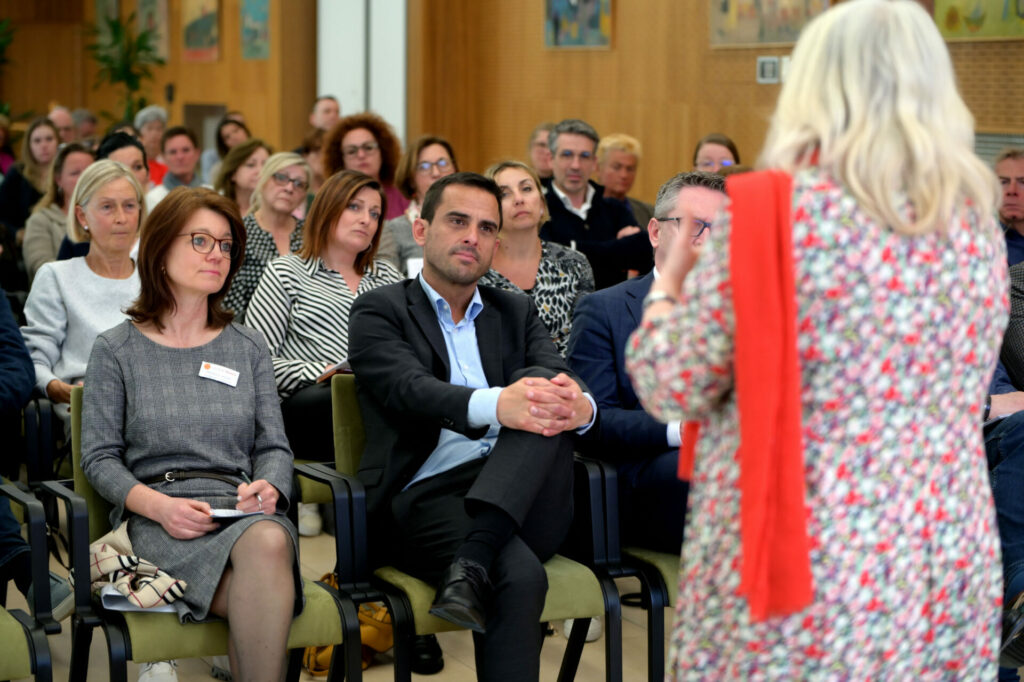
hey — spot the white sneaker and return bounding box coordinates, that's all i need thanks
[138,660,178,682]
[563,617,602,642]
[298,503,322,537]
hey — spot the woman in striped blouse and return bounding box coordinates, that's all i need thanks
[244,170,402,534]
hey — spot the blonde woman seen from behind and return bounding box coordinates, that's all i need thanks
[626,1,1005,678]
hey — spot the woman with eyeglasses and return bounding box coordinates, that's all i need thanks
[480,160,594,357]
[244,170,401,535]
[21,160,144,424]
[377,135,458,276]
[628,1,1006,678]
[692,132,740,174]
[222,152,310,319]
[323,112,409,221]
[80,187,302,682]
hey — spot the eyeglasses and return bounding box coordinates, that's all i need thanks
[696,159,734,170]
[181,232,235,258]
[342,141,380,158]
[656,217,712,242]
[271,172,309,192]
[416,158,452,173]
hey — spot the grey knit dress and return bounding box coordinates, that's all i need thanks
[81,321,301,623]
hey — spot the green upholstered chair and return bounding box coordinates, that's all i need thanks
[320,372,624,682]
[0,483,57,682]
[567,457,679,681]
[44,386,362,682]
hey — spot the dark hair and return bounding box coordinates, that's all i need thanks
[97,132,148,169]
[322,112,402,185]
[653,171,726,219]
[161,125,199,152]
[395,135,459,201]
[548,119,599,152]
[126,187,247,331]
[421,172,503,231]
[214,138,272,203]
[300,127,325,155]
[35,142,94,211]
[299,170,387,273]
[311,95,338,111]
[105,120,139,138]
[215,118,251,158]
[692,133,740,165]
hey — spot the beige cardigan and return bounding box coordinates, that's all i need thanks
[23,204,68,283]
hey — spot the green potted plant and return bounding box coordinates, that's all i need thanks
[0,18,15,117]
[86,12,165,122]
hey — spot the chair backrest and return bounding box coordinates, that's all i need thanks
[330,373,365,475]
[70,386,114,542]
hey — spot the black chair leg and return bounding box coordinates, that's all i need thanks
[599,577,623,682]
[378,586,415,682]
[636,568,669,681]
[102,622,130,682]
[68,615,95,682]
[557,618,591,682]
[285,647,303,681]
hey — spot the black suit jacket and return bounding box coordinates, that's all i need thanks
[348,279,586,545]
[566,272,672,464]
[540,178,653,290]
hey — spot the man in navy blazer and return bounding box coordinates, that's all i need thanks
[567,171,726,553]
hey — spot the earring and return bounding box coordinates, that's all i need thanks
[82,224,89,231]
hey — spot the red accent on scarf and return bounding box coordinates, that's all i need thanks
[676,169,813,622]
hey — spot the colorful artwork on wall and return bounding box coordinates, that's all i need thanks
[710,0,830,47]
[545,0,612,48]
[241,0,270,60]
[935,0,1024,40]
[137,0,169,61]
[183,0,219,62]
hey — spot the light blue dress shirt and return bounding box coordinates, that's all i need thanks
[406,274,595,488]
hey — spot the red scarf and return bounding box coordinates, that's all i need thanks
[676,169,813,622]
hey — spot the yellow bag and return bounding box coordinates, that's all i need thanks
[303,573,394,676]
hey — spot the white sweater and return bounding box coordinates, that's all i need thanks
[21,257,140,395]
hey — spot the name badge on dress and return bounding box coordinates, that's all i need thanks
[198,361,239,387]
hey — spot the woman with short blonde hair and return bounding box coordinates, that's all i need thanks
[223,152,310,318]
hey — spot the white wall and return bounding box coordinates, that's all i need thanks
[316,0,407,143]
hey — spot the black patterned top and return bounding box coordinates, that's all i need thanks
[224,213,304,320]
[480,240,595,356]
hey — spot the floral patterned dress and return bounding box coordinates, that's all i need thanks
[625,167,1008,679]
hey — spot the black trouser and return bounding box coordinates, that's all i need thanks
[281,381,334,463]
[391,425,574,682]
[617,448,689,554]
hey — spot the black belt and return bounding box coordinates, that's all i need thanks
[142,471,243,486]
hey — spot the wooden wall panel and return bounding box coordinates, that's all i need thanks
[407,2,1024,202]
[0,0,314,152]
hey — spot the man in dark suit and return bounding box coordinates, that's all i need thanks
[540,118,653,290]
[566,171,725,553]
[348,172,596,681]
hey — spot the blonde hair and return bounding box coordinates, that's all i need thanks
[758,0,998,235]
[67,159,147,243]
[249,152,311,215]
[484,160,550,226]
[597,133,642,165]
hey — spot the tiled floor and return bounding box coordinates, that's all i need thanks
[7,530,674,681]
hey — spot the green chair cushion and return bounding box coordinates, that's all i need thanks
[374,554,605,636]
[294,458,333,505]
[121,579,342,662]
[0,608,33,680]
[622,546,680,605]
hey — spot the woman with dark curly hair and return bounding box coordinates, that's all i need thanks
[323,112,409,220]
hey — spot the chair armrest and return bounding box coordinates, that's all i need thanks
[294,462,372,594]
[37,480,100,628]
[0,483,61,633]
[23,397,55,485]
[564,455,622,568]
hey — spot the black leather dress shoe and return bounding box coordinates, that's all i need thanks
[411,634,444,675]
[428,557,492,633]
[1001,591,1024,668]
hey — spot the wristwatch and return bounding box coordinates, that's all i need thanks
[642,290,678,311]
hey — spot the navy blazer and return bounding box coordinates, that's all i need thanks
[567,271,672,463]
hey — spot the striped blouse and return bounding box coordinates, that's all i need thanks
[244,253,403,398]
[223,214,305,319]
